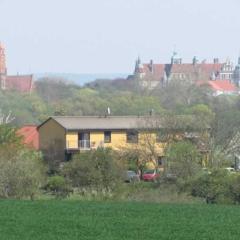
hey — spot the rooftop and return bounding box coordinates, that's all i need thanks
[39,116,163,130]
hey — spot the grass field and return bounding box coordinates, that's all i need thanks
[0,200,240,240]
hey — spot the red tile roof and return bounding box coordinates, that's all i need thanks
[6,75,33,93]
[170,63,223,81]
[207,80,237,92]
[17,125,39,150]
[139,62,223,82]
[142,64,166,81]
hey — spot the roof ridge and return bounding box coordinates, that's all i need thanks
[52,115,153,118]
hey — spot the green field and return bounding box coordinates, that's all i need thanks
[0,200,240,240]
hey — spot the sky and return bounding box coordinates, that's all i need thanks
[0,0,240,74]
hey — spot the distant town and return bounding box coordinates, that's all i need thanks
[0,42,240,96]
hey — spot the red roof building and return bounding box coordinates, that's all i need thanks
[131,54,235,89]
[0,43,33,93]
[6,75,34,93]
[17,125,39,150]
[199,80,238,96]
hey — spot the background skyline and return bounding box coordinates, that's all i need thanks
[0,0,240,75]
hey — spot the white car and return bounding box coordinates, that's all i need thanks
[224,167,235,173]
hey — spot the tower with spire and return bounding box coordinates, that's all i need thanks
[134,56,145,79]
[0,42,7,89]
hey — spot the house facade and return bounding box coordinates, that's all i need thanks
[38,116,166,167]
[0,42,34,93]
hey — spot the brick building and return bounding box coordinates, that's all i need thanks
[130,52,235,90]
[0,43,34,93]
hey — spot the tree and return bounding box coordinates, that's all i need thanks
[190,169,232,204]
[0,124,45,199]
[166,141,202,179]
[0,146,45,199]
[157,80,212,110]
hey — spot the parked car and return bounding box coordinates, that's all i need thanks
[124,170,140,183]
[224,167,235,173]
[142,169,161,182]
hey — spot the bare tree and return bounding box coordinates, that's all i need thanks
[0,109,15,124]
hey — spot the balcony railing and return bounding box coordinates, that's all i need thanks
[79,140,90,149]
[66,140,104,150]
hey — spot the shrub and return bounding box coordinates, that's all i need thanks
[62,148,124,191]
[229,174,240,204]
[45,176,72,199]
[189,169,232,204]
[0,147,45,200]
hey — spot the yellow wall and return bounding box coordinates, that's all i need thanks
[90,132,104,148]
[66,132,78,149]
[38,118,66,161]
[39,121,165,163]
[106,131,127,149]
[65,130,164,155]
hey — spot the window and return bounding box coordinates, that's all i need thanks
[126,131,138,143]
[104,131,111,143]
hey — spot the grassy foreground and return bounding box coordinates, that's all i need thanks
[0,200,240,240]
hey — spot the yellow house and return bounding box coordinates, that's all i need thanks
[38,116,165,168]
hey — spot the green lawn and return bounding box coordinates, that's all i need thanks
[0,200,240,239]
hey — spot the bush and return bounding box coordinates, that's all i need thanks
[229,174,240,204]
[62,148,124,191]
[0,147,45,200]
[45,176,72,199]
[189,169,232,204]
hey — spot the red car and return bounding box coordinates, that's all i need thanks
[142,169,161,182]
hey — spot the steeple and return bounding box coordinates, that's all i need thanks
[0,42,7,89]
[0,42,7,74]
[134,56,143,74]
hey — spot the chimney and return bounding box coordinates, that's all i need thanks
[213,58,219,64]
[192,56,198,65]
[149,59,154,73]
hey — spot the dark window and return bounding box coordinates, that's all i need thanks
[104,131,111,143]
[126,131,138,143]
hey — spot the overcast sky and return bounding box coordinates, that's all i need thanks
[0,0,240,74]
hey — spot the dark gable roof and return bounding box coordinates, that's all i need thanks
[39,116,163,131]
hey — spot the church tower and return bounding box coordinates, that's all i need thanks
[0,43,7,89]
